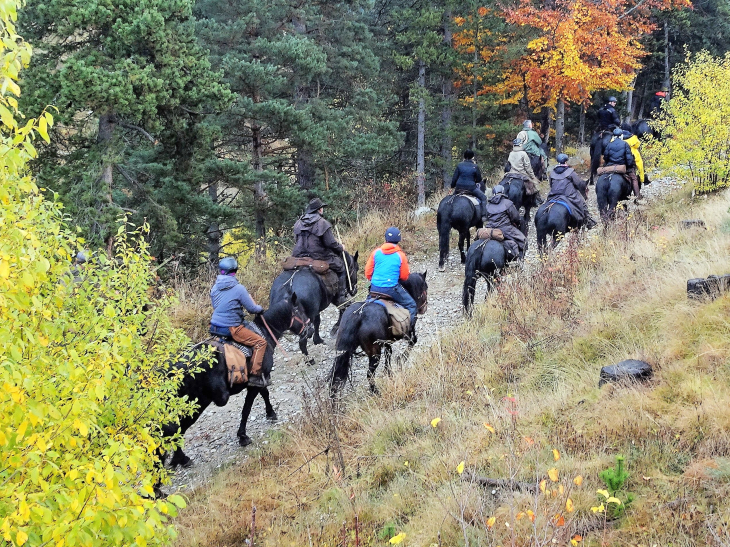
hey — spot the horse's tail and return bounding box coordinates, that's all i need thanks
[463,241,483,313]
[535,204,550,253]
[595,174,611,222]
[331,305,362,391]
[437,204,451,268]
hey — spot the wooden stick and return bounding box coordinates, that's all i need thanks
[334,225,353,295]
[251,505,256,546]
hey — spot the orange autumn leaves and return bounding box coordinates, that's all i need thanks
[454,0,690,109]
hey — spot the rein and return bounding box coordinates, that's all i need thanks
[260,314,291,359]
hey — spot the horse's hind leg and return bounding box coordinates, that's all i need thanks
[382,344,393,376]
[367,353,382,394]
[459,230,469,264]
[260,387,277,421]
[237,388,260,447]
[330,308,344,337]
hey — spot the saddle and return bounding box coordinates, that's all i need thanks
[282,255,339,299]
[453,189,481,208]
[366,292,411,338]
[209,320,263,386]
[475,227,504,241]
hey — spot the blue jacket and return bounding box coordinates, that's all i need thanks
[603,137,635,169]
[210,275,263,328]
[366,243,410,289]
[451,160,483,190]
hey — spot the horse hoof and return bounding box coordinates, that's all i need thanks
[266,410,278,422]
[238,435,253,447]
[313,336,324,345]
[304,356,315,367]
[438,264,446,272]
[170,454,192,468]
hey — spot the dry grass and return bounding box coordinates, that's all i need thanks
[173,184,730,547]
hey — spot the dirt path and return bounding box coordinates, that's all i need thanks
[167,169,683,494]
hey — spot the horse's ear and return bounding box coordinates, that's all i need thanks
[353,250,359,262]
[422,270,427,280]
[291,292,298,305]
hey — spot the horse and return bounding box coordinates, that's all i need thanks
[160,294,310,468]
[596,172,634,222]
[535,201,580,253]
[269,251,359,364]
[631,119,658,140]
[437,193,483,271]
[499,174,538,240]
[462,239,515,313]
[330,272,428,394]
[589,131,612,185]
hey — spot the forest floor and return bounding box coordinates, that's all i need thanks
[167,165,684,495]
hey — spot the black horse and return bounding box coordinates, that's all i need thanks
[161,294,310,468]
[589,131,612,185]
[596,172,634,222]
[462,239,513,312]
[535,201,581,252]
[437,193,483,271]
[500,175,538,239]
[331,273,428,394]
[269,251,359,364]
[631,119,658,140]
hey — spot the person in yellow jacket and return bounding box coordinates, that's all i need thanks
[621,129,644,199]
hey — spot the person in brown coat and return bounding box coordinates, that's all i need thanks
[485,185,526,260]
[292,198,348,301]
[547,154,597,229]
[507,138,541,198]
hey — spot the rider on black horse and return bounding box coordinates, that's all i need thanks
[604,127,641,200]
[516,120,548,181]
[293,197,350,304]
[485,185,526,260]
[597,96,621,132]
[548,153,597,230]
[451,149,487,224]
[507,137,543,203]
[364,227,418,333]
[209,257,268,388]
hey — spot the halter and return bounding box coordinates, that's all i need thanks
[416,289,428,315]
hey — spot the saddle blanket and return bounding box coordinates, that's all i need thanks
[455,193,480,208]
[548,199,573,217]
[366,295,411,338]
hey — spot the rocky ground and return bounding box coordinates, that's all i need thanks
[167,169,684,495]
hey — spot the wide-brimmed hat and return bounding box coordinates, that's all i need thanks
[306,198,327,213]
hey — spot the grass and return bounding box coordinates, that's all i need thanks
[172,181,730,547]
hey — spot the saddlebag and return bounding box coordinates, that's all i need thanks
[476,228,505,241]
[597,164,627,175]
[282,255,330,274]
[367,294,411,338]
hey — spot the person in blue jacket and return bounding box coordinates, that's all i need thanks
[209,257,268,387]
[451,150,487,223]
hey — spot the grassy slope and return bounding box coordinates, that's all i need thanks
[174,185,730,547]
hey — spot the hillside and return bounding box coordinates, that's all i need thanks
[171,176,730,547]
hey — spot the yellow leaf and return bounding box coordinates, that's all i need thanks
[431,417,441,428]
[74,419,88,437]
[539,479,547,493]
[516,512,525,520]
[483,423,495,433]
[573,475,583,486]
[548,468,559,482]
[0,260,8,278]
[486,516,496,529]
[16,531,28,546]
[606,497,622,505]
[596,489,609,498]
[566,498,574,512]
[526,510,535,522]
[390,532,406,544]
[457,461,465,474]
[553,449,560,461]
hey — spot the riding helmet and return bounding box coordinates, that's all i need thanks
[556,153,569,164]
[608,96,618,103]
[493,184,505,195]
[385,226,401,244]
[613,127,624,136]
[219,256,238,274]
[512,137,524,147]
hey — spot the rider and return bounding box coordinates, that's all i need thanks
[548,154,597,230]
[649,88,667,117]
[293,197,348,303]
[451,149,487,224]
[485,185,526,260]
[364,227,418,333]
[597,97,621,131]
[516,120,548,180]
[603,127,640,199]
[621,126,646,189]
[507,137,542,200]
[209,257,268,388]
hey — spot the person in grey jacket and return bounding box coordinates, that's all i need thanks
[210,257,268,387]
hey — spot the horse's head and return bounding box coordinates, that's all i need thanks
[288,292,312,337]
[268,292,312,337]
[404,271,428,315]
[344,250,360,296]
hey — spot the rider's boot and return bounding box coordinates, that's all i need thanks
[586,215,598,230]
[631,176,643,200]
[335,271,349,305]
[534,191,545,206]
[247,375,268,388]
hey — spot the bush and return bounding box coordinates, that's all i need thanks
[654,50,730,193]
[0,3,194,545]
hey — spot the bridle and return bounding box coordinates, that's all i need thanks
[259,302,311,358]
[416,288,428,315]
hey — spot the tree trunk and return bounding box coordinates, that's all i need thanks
[555,98,565,155]
[578,103,586,146]
[471,42,478,150]
[296,149,316,190]
[292,12,316,192]
[625,84,634,124]
[207,183,221,267]
[663,22,671,96]
[416,61,426,208]
[252,123,266,260]
[441,9,454,190]
[97,111,116,205]
[540,106,553,152]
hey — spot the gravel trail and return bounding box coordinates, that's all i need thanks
[167,168,684,494]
